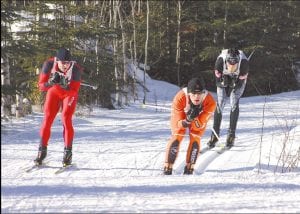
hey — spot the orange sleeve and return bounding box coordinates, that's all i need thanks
[194,93,216,129]
[170,90,187,131]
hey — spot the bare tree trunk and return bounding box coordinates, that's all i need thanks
[16,94,23,118]
[1,56,12,119]
[176,0,182,86]
[223,0,228,47]
[143,0,149,104]
[166,1,172,67]
[83,0,89,64]
[130,0,138,102]
[112,0,121,106]
[117,3,128,105]
[138,0,141,14]
[35,0,40,41]
[210,3,218,45]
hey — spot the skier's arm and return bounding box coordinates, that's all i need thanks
[215,57,226,87]
[239,59,249,79]
[38,60,54,91]
[193,93,216,130]
[65,63,82,96]
[234,59,249,89]
[170,91,190,129]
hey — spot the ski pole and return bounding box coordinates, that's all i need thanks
[142,103,171,111]
[211,127,220,141]
[80,82,98,90]
[247,29,268,61]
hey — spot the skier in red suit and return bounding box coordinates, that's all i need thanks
[34,48,83,166]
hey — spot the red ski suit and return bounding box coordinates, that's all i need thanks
[38,57,82,148]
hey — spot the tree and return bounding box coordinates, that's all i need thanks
[143,0,149,104]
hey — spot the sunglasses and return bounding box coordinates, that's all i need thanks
[226,57,239,65]
[190,90,206,95]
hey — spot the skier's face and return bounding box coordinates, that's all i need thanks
[227,62,238,73]
[57,61,71,72]
[189,92,205,105]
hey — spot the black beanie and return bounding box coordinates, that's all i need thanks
[187,77,205,93]
[56,48,71,61]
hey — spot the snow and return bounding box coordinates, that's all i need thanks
[1,70,300,212]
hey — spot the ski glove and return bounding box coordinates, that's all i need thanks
[182,120,191,128]
[59,75,69,90]
[47,72,69,89]
[186,104,201,122]
[47,72,61,86]
[216,75,228,88]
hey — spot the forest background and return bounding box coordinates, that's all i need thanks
[1,0,300,114]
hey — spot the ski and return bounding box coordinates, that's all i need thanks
[54,164,76,174]
[193,143,232,175]
[216,144,233,154]
[172,146,212,175]
[24,161,49,173]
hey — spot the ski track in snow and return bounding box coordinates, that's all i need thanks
[1,91,300,213]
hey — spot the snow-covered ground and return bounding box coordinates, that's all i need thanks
[1,75,300,212]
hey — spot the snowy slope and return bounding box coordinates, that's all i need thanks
[1,78,300,213]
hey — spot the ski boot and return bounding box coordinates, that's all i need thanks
[62,147,72,167]
[207,134,218,149]
[34,145,47,165]
[183,165,194,175]
[163,166,173,175]
[226,133,235,149]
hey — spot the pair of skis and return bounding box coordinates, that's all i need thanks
[24,162,75,174]
[171,143,231,175]
[200,143,230,155]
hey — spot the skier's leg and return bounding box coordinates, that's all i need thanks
[184,132,201,174]
[227,82,246,147]
[61,94,77,166]
[164,130,185,175]
[61,94,78,148]
[34,145,47,165]
[39,89,61,146]
[36,89,60,164]
[164,104,188,174]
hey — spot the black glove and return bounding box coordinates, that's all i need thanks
[48,72,61,86]
[216,75,228,88]
[59,75,69,89]
[186,104,201,122]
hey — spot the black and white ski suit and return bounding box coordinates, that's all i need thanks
[212,49,249,138]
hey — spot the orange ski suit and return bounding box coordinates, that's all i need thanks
[164,88,216,169]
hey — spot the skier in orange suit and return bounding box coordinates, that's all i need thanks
[164,77,216,175]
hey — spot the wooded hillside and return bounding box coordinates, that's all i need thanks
[1,0,299,112]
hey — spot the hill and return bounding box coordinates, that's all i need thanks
[1,80,299,212]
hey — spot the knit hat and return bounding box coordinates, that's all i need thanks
[56,48,71,61]
[187,77,205,93]
[226,48,240,65]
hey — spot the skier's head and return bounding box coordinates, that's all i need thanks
[56,48,71,61]
[226,48,240,73]
[226,48,240,65]
[187,77,206,106]
[56,48,72,72]
[187,77,205,93]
